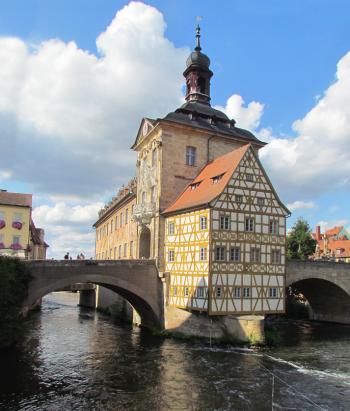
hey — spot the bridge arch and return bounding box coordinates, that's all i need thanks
[286,260,350,324]
[23,260,163,329]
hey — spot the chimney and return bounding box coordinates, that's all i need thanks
[316,225,321,241]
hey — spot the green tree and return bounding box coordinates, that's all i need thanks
[0,257,32,349]
[287,218,317,260]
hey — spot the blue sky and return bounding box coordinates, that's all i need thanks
[0,1,350,257]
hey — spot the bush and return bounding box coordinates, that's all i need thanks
[0,257,32,349]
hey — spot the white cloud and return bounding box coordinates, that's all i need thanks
[32,202,103,258]
[260,51,350,201]
[215,94,264,131]
[0,1,188,198]
[316,219,348,233]
[287,200,316,211]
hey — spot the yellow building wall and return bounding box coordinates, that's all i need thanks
[95,197,137,260]
[0,205,31,258]
[165,209,210,311]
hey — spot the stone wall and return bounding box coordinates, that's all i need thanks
[164,306,264,343]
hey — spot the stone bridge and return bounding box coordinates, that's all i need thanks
[286,260,350,324]
[23,259,163,329]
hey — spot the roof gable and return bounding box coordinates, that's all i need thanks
[131,118,156,149]
[163,145,250,214]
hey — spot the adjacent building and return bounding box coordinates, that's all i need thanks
[0,190,48,259]
[313,225,350,262]
[94,27,289,326]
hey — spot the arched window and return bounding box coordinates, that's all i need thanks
[197,77,206,94]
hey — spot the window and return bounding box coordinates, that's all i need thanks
[243,287,250,298]
[106,223,109,235]
[220,215,230,230]
[120,212,123,227]
[216,287,222,298]
[13,212,22,222]
[245,218,254,232]
[111,220,114,232]
[269,288,278,298]
[173,286,177,296]
[190,182,201,190]
[269,220,278,234]
[251,248,261,263]
[200,216,207,230]
[142,192,146,204]
[257,197,264,206]
[115,216,118,230]
[184,287,189,297]
[131,204,135,216]
[230,247,240,262]
[234,287,241,298]
[186,146,196,166]
[212,173,224,184]
[0,211,4,220]
[168,222,175,235]
[130,241,134,258]
[152,148,157,167]
[215,246,226,261]
[118,245,122,258]
[125,209,128,224]
[196,287,204,298]
[200,247,207,261]
[124,243,127,257]
[198,77,206,93]
[0,234,3,244]
[271,249,281,264]
[168,250,175,262]
[110,249,112,258]
[235,195,243,204]
[114,247,117,259]
[13,236,20,245]
[246,173,254,182]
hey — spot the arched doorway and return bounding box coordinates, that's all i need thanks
[139,226,151,259]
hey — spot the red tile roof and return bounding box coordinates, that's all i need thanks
[0,191,32,208]
[325,226,342,237]
[163,144,250,214]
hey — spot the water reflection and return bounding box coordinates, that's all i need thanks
[0,293,350,411]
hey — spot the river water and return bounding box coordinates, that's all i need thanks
[0,293,349,411]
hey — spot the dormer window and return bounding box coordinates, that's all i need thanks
[212,173,224,184]
[190,181,201,190]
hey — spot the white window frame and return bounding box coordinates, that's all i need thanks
[246,173,254,182]
[245,218,254,232]
[235,195,243,204]
[186,146,196,166]
[269,287,278,298]
[216,287,222,298]
[215,246,226,261]
[234,287,241,298]
[220,215,230,230]
[257,197,264,206]
[184,287,189,297]
[230,247,240,262]
[271,249,281,264]
[200,216,207,230]
[168,250,175,262]
[200,247,207,261]
[269,219,278,234]
[168,222,175,235]
[250,248,261,263]
[243,287,250,298]
[196,287,204,298]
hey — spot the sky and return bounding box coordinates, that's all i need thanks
[1,0,350,258]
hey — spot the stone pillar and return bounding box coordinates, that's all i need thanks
[79,289,96,308]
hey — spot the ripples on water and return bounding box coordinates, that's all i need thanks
[0,292,350,411]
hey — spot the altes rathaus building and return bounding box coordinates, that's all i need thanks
[94,27,289,336]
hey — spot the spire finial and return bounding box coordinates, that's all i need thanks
[195,24,201,51]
